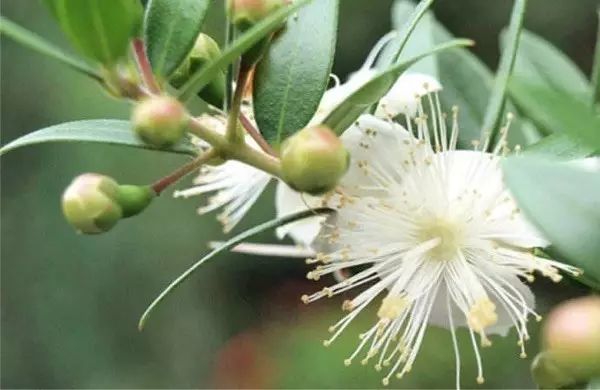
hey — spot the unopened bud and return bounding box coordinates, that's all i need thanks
[62,174,122,234]
[227,0,289,70]
[531,352,576,389]
[226,0,287,29]
[281,125,349,195]
[543,296,600,381]
[132,96,187,148]
[170,34,225,107]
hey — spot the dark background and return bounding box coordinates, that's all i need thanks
[1,0,597,388]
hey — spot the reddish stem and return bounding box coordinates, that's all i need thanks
[239,113,277,157]
[151,149,217,195]
[132,38,161,95]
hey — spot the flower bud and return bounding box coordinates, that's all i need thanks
[62,174,123,234]
[132,96,187,148]
[531,352,576,389]
[226,0,288,29]
[543,296,600,381]
[281,125,349,195]
[170,34,225,107]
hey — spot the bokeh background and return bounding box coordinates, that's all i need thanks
[1,0,597,388]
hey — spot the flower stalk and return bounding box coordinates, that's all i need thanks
[150,148,218,195]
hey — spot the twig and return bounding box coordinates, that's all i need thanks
[132,38,161,95]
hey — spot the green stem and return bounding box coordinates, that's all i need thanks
[150,148,217,195]
[0,16,102,82]
[187,116,282,178]
[226,67,249,143]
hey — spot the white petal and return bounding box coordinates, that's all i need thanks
[175,161,271,233]
[442,149,549,248]
[375,73,442,118]
[275,181,326,247]
[310,69,377,125]
[428,272,534,336]
[339,114,414,195]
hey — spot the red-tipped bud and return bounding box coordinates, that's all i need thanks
[62,174,122,234]
[226,0,288,28]
[132,96,187,148]
[281,125,349,195]
[543,296,600,381]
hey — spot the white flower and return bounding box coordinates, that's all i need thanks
[299,101,581,387]
[173,114,272,233]
[177,31,441,235]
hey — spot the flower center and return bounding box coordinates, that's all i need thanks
[419,218,463,260]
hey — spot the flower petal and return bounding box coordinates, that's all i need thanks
[275,181,326,247]
[339,114,414,196]
[175,161,271,233]
[375,73,442,118]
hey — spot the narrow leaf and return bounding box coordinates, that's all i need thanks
[323,39,473,135]
[0,120,197,156]
[592,8,600,107]
[144,0,211,77]
[138,207,333,330]
[524,133,595,160]
[45,0,143,65]
[177,0,311,102]
[506,29,590,100]
[503,156,600,281]
[509,80,600,151]
[253,0,338,145]
[0,16,102,81]
[377,0,435,69]
[481,0,527,146]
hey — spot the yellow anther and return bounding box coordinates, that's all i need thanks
[467,298,498,333]
[378,295,408,320]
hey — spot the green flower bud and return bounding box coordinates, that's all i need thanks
[226,0,288,69]
[116,185,154,218]
[543,296,600,381]
[281,125,349,195]
[132,96,187,148]
[62,174,123,234]
[226,0,287,28]
[170,34,226,107]
[531,352,576,389]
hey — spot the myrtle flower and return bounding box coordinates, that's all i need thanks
[298,102,581,387]
[177,31,431,234]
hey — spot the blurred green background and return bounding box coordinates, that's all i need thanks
[1,0,597,388]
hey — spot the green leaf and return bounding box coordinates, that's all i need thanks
[253,0,338,145]
[592,9,600,107]
[506,29,590,101]
[503,156,600,281]
[45,0,143,65]
[177,0,312,102]
[138,207,333,330]
[323,39,473,135]
[377,0,436,75]
[0,16,102,81]
[509,79,600,150]
[524,133,595,159]
[481,0,527,146]
[144,0,211,78]
[0,120,197,156]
